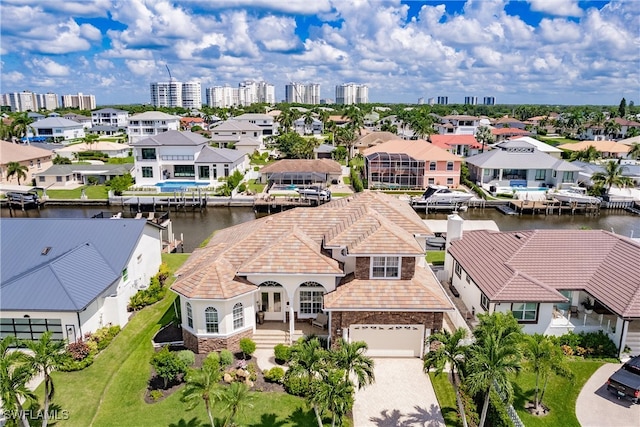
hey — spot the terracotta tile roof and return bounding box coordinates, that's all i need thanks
[557,140,630,154]
[171,257,257,299]
[260,159,342,174]
[172,191,431,299]
[491,128,531,136]
[448,229,640,317]
[0,140,53,163]
[363,139,462,162]
[324,267,454,311]
[355,131,397,148]
[430,134,481,150]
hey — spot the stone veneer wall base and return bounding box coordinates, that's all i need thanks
[182,328,253,354]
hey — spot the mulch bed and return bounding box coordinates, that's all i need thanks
[525,401,550,416]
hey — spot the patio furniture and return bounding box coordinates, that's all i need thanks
[570,305,579,316]
[312,312,328,329]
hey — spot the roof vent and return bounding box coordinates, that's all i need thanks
[41,246,52,255]
[515,234,522,239]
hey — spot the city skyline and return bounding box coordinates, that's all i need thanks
[0,0,638,106]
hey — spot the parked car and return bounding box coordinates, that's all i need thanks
[607,355,640,404]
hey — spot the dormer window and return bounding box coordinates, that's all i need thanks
[371,256,400,278]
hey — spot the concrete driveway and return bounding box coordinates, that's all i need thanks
[353,358,445,427]
[576,363,640,427]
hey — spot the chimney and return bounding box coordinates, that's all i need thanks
[446,213,464,250]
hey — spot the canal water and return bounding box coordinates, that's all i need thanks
[2,204,638,252]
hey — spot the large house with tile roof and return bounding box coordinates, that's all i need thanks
[443,217,640,357]
[171,191,454,357]
[0,140,53,185]
[429,134,482,157]
[363,139,463,189]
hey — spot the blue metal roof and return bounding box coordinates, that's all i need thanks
[1,218,148,312]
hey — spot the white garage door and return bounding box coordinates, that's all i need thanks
[349,324,426,358]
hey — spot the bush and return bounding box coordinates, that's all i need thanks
[220,349,234,368]
[556,330,617,358]
[150,347,187,389]
[239,338,256,359]
[67,341,91,361]
[149,390,164,402]
[204,351,220,370]
[274,344,291,364]
[156,263,170,284]
[350,168,364,192]
[283,370,310,396]
[58,353,95,372]
[89,325,121,351]
[237,183,247,193]
[177,350,196,367]
[129,276,167,311]
[264,367,285,383]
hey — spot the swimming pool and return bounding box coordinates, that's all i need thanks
[155,181,210,192]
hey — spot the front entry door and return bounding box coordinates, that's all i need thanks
[261,290,283,321]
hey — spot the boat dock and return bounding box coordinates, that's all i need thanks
[253,194,330,214]
[506,199,601,215]
[109,194,208,213]
[411,198,486,213]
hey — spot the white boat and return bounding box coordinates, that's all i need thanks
[296,186,331,201]
[551,187,601,205]
[417,185,474,204]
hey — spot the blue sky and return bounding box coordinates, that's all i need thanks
[1,0,638,106]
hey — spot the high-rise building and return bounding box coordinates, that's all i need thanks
[150,80,201,108]
[1,91,59,112]
[483,96,496,105]
[205,81,274,108]
[464,96,478,105]
[285,83,320,104]
[335,83,369,105]
[417,97,425,105]
[61,92,96,110]
[436,96,449,105]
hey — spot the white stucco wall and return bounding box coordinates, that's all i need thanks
[181,291,257,338]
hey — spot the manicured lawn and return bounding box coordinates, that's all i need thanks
[247,179,266,193]
[512,359,603,427]
[342,176,351,185]
[42,253,319,427]
[429,373,463,427]
[426,251,445,265]
[45,185,109,199]
[107,156,134,164]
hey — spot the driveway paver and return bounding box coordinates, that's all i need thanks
[353,358,445,427]
[576,363,640,427]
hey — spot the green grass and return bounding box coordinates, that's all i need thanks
[512,359,604,427]
[45,185,109,199]
[342,176,351,185]
[40,253,321,427]
[426,251,445,265]
[429,372,463,427]
[247,179,266,193]
[107,156,134,164]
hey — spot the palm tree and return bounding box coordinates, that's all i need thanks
[603,120,621,140]
[182,357,223,427]
[423,328,469,427]
[330,339,375,390]
[570,145,600,162]
[303,111,315,135]
[626,127,640,138]
[0,336,36,427]
[25,332,65,427]
[308,368,354,427]
[342,106,364,136]
[475,126,495,153]
[6,161,29,185]
[410,115,435,140]
[288,337,327,386]
[591,160,633,194]
[521,334,573,413]
[334,127,358,161]
[628,142,640,160]
[465,330,521,427]
[219,382,254,427]
[10,113,33,140]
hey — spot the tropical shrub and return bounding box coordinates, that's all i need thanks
[129,275,166,311]
[283,370,310,396]
[220,349,234,368]
[150,390,164,402]
[263,367,285,383]
[150,346,187,389]
[177,350,196,367]
[239,338,256,359]
[67,341,91,361]
[88,325,121,351]
[555,330,617,358]
[274,343,291,364]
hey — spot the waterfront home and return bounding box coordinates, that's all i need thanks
[507,136,562,159]
[557,140,631,159]
[0,218,162,342]
[0,140,53,185]
[465,139,581,190]
[54,141,132,160]
[429,134,482,157]
[434,115,484,135]
[30,117,85,142]
[491,127,531,142]
[35,163,134,189]
[170,191,454,356]
[354,131,397,154]
[443,215,640,358]
[259,159,342,187]
[363,138,463,189]
[209,120,265,155]
[127,111,180,144]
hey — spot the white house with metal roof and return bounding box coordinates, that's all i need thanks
[127,111,180,144]
[30,117,85,141]
[466,139,582,190]
[0,219,162,342]
[444,215,640,358]
[91,108,129,127]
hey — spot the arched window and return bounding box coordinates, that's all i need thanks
[205,307,219,333]
[299,282,324,314]
[186,302,193,328]
[233,303,244,329]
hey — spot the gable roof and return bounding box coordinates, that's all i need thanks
[195,146,245,163]
[355,131,399,148]
[30,117,83,129]
[466,143,582,171]
[171,191,432,300]
[1,219,148,311]
[36,163,134,176]
[130,130,209,146]
[363,139,461,162]
[448,229,640,317]
[0,140,53,164]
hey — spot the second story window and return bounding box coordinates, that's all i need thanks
[371,256,400,278]
[429,162,436,171]
[141,148,156,160]
[446,162,454,171]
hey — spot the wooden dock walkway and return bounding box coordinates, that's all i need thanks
[508,199,601,215]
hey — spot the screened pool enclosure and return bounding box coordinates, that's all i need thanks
[365,152,425,189]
